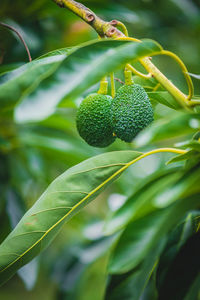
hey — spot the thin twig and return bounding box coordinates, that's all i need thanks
[0,22,32,62]
[53,0,196,108]
[53,0,124,38]
[114,78,124,85]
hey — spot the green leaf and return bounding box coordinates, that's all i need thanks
[5,188,39,290]
[184,273,200,300]
[156,211,200,291]
[0,150,141,286]
[108,193,200,274]
[36,47,74,59]
[147,91,181,109]
[18,130,101,164]
[158,232,200,300]
[105,240,165,300]
[104,168,181,235]
[14,39,162,122]
[132,75,160,90]
[153,165,200,208]
[134,112,200,147]
[0,55,65,111]
[181,140,200,152]
[166,150,199,165]
[0,63,22,76]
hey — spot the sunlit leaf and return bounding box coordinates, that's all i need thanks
[0,55,65,111]
[14,39,162,122]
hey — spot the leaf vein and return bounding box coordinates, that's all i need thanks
[7,231,47,240]
[0,160,136,274]
[30,206,72,215]
[47,190,88,196]
[69,163,127,176]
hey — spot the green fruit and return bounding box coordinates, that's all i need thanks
[111,84,154,142]
[76,93,115,148]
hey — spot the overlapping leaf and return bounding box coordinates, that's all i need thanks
[107,161,200,273]
[14,39,162,122]
[134,112,200,147]
[158,232,200,300]
[104,168,181,235]
[0,150,142,286]
[105,240,165,300]
[0,55,66,111]
[108,193,200,274]
[147,91,181,109]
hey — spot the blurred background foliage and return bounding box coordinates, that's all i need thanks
[0,0,200,299]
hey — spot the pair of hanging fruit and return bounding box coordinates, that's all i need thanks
[76,70,154,147]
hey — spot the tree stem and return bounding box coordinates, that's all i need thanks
[53,0,195,109]
[52,0,123,38]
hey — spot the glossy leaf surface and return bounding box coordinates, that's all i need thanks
[0,150,141,286]
[14,39,162,122]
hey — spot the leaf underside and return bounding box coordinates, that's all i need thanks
[0,150,141,286]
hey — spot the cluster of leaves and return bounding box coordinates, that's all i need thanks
[0,34,200,300]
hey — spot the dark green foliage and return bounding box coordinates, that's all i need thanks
[76,93,115,147]
[158,232,200,300]
[111,84,154,142]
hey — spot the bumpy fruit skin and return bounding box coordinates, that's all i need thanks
[111,84,154,142]
[76,93,115,147]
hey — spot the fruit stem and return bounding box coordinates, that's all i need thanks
[159,50,194,101]
[109,20,129,37]
[53,0,197,109]
[52,0,124,38]
[124,67,133,85]
[126,64,152,79]
[98,76,108,95]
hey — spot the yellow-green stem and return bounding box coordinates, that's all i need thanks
[126,64,152,79]
[110,20,129,37]
[117,37,192,109]
[98,76,108,95]
[141,57,190,109]
[158,50,194,100]
[94,148,187,192]
[53,0,123,38]
[124,67,133,85]
[53,0,196,109]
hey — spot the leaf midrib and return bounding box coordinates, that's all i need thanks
[0,159,138,274]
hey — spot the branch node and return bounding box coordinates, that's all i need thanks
[106,27,120,38]
[110,20,118,26]
[86,13,95,23]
